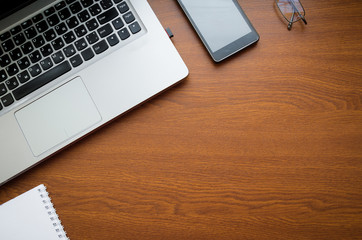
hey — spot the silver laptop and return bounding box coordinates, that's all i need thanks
[0,0,188,185]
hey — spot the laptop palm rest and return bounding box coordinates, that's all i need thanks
[15,77,102,157]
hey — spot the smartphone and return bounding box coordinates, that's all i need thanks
[177,0,259,62]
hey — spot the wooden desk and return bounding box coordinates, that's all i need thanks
[1,0,362,239]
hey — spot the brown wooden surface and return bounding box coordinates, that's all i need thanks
[1,0,362,239]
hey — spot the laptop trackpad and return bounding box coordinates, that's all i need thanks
[15,77,101,156]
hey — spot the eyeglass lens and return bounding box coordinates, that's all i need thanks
[276,0,305,23]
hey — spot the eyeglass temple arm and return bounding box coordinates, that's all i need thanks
[288,0,307,24]
[288,8,295,30]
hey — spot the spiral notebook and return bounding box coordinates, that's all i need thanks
[0,184,69,239]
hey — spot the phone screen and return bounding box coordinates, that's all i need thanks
[180,0,252,52]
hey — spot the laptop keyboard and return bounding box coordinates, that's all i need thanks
[0,0,143,112]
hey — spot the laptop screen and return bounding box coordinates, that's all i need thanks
[0,0,37,20]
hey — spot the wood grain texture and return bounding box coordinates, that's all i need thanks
[1,0,362,239]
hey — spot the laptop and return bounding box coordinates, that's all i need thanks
[0,0,188,185]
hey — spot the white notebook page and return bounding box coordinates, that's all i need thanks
[0,184,69,240]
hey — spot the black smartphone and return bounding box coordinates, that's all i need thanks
[177,0,259,62]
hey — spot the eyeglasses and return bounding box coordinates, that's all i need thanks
[276,0,307,30]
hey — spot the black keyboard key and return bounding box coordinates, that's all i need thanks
[1,93,14,107]
[47,14,60,26]
[81,48,94,61]
[44,7,55,16]
[51,51,65,64]
[89,3,102,16]
[40,44,53,57]
[32,35,45,48]
[35,20,49,33]
[55,22,68,35]
[81,0,94,8]
[51,37,65,50]
[74,38,88,51]
[2,39,15,52]
[10,25,22,35]
[78,10,91,22]
[0,70,7,82]
[118,27,129,40]
[70,2,83,14]
[86,19,99,31]
[44,29,57,41]
[10,48,23,61]
[63,44,76,57]
[0,32,11,41]
[70,54,83,67]
[32,13,44,23]
[13,33,26,45]
[0,83,7,96]
[55,1,66,10]
[112,17,124,29]
[6,63,19,76]
[97,23,113,38]
[21,19,33,29]
[29,50,42,63]
[13,61,72,100]
[66,16,79,29]
[117,2,129,14]
[123,11,135,24]
[0,54,11,67]
[5,77,19,90]
[97,7,118,25]
[86,31,99,44]
[40,57,53,71]
[28,63,42,77]
[17,56,31,70]
[21,41,34,54]
[59,8,71,20]
[0,46,2,56]
[100,0,113,10]
[93,39,108,54]
[24,27,37,39]
[74,25,88,37]
[17,70,31,83]
[63,31,76,44]
[129,21,141,34]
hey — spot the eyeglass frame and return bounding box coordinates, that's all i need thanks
[276,0,307,30]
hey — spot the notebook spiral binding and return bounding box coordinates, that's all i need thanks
[38,185,69,240]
